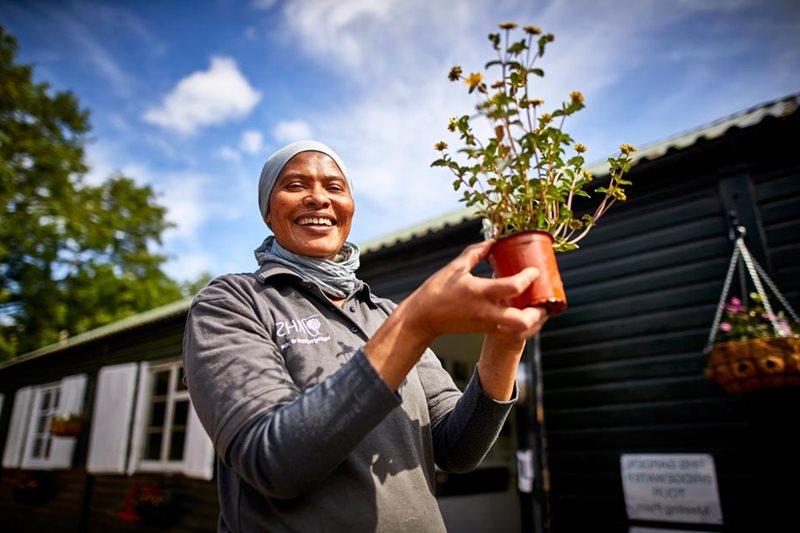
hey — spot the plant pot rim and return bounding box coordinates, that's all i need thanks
[494,229,554,244]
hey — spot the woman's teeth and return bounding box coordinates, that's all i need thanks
[297,217,333,226]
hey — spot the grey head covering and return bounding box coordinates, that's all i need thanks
[257,139,352,224]
[253,140,360,299]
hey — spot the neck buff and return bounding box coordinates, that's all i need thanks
[254,236,361,299]
[253,140,360,299]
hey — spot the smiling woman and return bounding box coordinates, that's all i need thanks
[183,139,548,532]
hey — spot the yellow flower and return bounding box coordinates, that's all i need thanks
[530,98,544,107]
[499,22,518,30]
[447,117,458,132]
[574,143,587,153]
[435,141,448,151]
[620,143,636,155]
[524,25,542,36]
[465,72,483,89]
[540,113,553,124]
[570,91,585,105]
[491,80,504,89]
[448,66,462,82]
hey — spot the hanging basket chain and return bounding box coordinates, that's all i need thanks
[752,258,800,323]
[704,243,741,353]
[705,226,794,353]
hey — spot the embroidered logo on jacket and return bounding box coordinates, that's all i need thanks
[276,314,331,349]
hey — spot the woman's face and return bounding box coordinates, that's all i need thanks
[268,151,354,260]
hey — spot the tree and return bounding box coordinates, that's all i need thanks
[0,27,209,360]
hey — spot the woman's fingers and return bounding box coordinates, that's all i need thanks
[451,239,495,272]
[492,305,548,335]
[476,267,539,301]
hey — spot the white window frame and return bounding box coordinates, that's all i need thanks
[21,381,61,469]
[136,359,191,474]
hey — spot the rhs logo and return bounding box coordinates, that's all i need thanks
[276,314,324,338]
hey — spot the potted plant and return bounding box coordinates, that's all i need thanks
[432,22,635,313]
[50,412,86,437]
[705,293,800,394]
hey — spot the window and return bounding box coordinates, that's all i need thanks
[28,383,61,462]
[138,361,190,472]
[10,374,88,470]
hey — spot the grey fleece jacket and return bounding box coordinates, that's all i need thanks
[182,263,517,532]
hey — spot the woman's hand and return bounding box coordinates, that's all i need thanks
[403,239,544,341]
[364,240,548,390]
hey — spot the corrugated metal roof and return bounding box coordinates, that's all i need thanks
[3,92,797,369]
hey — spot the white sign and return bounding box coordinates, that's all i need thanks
[621,454,722,525]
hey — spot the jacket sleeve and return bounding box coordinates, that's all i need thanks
[416,349,517,473]
[372,295,517,473]
[182,278,400,499]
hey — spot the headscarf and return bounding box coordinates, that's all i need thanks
[253,140,360,299]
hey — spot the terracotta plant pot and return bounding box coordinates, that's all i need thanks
[487,230,567,314]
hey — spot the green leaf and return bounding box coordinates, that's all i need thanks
[529,68,544,77]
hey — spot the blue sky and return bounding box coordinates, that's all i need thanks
[3,0,799,282]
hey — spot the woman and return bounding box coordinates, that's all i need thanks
[183,140,547,532]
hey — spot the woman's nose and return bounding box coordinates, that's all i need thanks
[303,185,330,208]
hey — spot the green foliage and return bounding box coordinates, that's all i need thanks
[433,23,636,252]
[0,27,206,360]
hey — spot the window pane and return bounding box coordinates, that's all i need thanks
[169,430,186,461]
[44,437,52,459]
[53,388,60,409]
[149,400,166,428]
[33,437,43,458]
[153,370,169,396]
[173,400,189,428]
[42,391,51,409]
[144,431,162,461]
[177,366,188,391]
[36,414,49,433]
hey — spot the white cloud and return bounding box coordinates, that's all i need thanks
[239,130,265,154]
[272,119,313,143]
[216,146,242,162]
[160,176,210,243]
[162,251,217,283]
[143,56,261,135]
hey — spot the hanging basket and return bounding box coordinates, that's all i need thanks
[705,337,800,394]
[703,226,799,394]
